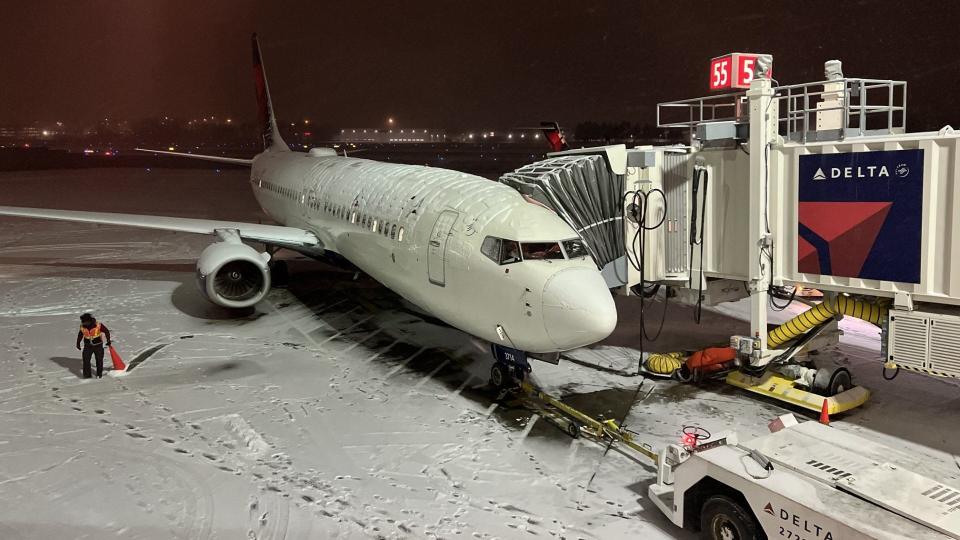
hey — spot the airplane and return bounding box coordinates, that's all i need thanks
[0,34,617,385]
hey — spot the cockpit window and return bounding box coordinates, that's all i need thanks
[562,239,589,259]
[480,237,500,262]
[481,236,521,265]
[501,240,521,263]
[521,242,564,260]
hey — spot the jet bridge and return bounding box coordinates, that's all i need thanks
[500,56,960,402]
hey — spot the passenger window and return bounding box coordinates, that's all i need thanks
[522,242,565,260]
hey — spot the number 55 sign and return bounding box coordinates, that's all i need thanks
[710,53,772,90]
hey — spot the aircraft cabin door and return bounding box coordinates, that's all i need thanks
[428,210,458,286]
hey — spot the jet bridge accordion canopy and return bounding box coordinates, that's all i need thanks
[500,155,623,270]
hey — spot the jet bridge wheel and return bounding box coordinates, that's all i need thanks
[700,495,760,540]
[811,366,853,397]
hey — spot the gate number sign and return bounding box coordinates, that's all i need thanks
[710,53,771,90]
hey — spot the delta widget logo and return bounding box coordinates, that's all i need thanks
[797,149,923,284]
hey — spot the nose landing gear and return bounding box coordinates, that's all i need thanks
[489,344,532,389]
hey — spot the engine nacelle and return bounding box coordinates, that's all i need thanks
[196,241,271,308]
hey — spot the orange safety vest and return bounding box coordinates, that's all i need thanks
[80,323,102,340]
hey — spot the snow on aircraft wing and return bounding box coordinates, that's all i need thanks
[0,206,320,247]
[135,148,254,166]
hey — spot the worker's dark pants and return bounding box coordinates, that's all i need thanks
[82,345,104,378]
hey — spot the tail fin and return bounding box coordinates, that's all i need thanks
[540,121,568,152]
[252,33,288,152]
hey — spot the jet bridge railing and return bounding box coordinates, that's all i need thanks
[656,91,747,131]
[776,78,907,142]
[657,78,907,143]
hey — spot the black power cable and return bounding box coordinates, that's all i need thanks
[688,166,708,324]
[762,240,798,312]
[770,286,797,311]
[623,187,668,373]
[765,242,797,311]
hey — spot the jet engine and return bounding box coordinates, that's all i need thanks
[196,240,271,308]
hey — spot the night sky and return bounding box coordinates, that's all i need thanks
[3,1,959,131]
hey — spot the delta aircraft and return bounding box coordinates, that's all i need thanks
[0,35,616,378]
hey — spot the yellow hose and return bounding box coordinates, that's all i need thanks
[767,295,888,348]
[645,351,684,375]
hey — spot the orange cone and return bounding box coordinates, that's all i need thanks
[819,398,830,425]
[108,345,126,371]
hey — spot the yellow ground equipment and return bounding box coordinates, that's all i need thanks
[727,296,886,413]
[517,381,659,464]
[644,351,684,376]
[725,370,869,415]
[767,295,887,348]
[643,296,888,414]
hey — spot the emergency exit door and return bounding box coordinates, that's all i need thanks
[428,210,458,286]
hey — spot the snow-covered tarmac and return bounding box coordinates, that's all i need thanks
[0,169,957,539]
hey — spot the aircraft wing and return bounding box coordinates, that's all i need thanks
[136,148,253,166]
[0,206,321,248]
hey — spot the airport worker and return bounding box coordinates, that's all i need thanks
[76,313,112,379]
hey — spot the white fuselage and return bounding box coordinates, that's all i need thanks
[250,150,616,353]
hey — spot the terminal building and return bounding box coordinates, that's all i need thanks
[335,128,447,143]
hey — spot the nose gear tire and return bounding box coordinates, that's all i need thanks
[490,363,507,388]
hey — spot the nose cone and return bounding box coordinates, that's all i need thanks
[542,267,618,350]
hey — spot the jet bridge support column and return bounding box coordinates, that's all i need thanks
[746,63,777,355]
